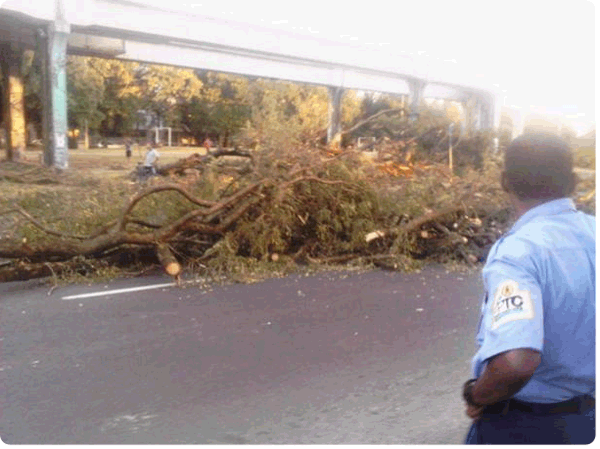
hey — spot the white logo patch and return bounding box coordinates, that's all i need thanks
[490,280,534,330]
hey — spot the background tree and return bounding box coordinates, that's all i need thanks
[67,56,106,148]
[22,50,44,143]
[343,92,407,141]
[68,57,206,141]
[523,115,561,135]
[176,71,250,146]
[445,101,462,124]
[133,64,204,127]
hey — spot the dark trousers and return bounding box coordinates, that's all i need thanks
[465,398,595,444]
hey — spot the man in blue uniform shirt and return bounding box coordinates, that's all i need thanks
[463,133,595,444]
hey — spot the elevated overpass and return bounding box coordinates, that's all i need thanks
[0,0,504,169]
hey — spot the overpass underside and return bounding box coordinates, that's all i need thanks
[0,5,499,169]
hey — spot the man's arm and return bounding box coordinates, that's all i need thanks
[465,348,541,419]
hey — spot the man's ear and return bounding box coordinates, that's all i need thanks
[567,172,577,197]
[500,171,510,193]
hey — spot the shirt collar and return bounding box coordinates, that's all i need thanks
[509,198,576,234]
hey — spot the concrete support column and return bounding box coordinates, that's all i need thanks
[39,20,70,169]
[462,97,472,135]
[464,95,482,133]
[327,86,344,146]
[511,108,524,139]
[399,94,407,119]
[492,94,503,131]
[408,80,426,121]
[460,119,467,138]
[479,97,493,130]
[472,97,482,130]
[0,43,26,161]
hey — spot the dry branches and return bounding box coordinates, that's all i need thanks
[0,147,517,283]
[0,178,265,279]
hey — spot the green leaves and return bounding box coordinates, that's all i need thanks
[67,56,106,129]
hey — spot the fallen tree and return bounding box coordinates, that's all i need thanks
[155,148,254,177]
[0,180,262,266]
[2,120,593,284]
[0,147,517,283]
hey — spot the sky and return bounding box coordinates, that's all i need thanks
[2,0,593,134]
[135,0,595,135]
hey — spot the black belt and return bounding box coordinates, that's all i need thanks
[483,395,595,416]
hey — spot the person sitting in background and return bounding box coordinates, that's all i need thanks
[143,142,160,176]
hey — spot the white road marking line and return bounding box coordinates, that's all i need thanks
[62,280,199,300]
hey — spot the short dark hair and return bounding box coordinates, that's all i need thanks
[501,133,576,200]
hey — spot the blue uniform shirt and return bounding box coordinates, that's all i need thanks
[471,198,595,403]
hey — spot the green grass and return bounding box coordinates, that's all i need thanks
[23,145,209,171]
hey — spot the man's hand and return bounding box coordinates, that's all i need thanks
[465,403,486,421]
[462,349,540,420]
[463,379,485,420]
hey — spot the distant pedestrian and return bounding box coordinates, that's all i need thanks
[203,137,213,152]
[125,140,132,160]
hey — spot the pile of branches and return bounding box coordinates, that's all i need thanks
[0,180,264,282]
[1,105,594,284]
[0,147,514,283]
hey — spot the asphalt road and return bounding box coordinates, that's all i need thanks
[1,266,483,444]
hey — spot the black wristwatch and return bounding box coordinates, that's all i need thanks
[463,379,483,407]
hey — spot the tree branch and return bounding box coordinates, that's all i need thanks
[10,205,89,240]
[341,108,407,136]
[118,184,216,231]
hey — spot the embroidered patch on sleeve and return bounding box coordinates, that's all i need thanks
[490,280,534,330]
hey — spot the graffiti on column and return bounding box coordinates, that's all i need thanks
[51,55,67,88]
[50,30,69,169]
[408,80,425,121]
[55,133,66,149]
[327,86,343,144]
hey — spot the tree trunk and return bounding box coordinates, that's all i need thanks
[83,119,89,150]
[0,43,26,161]
[156,243,181,278]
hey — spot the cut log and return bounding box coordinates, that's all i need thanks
[0,262,54,283]
[156,149,253,176]
[156,244,181,277]
[365,230,385,242]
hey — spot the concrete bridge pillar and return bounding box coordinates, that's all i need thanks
[0,43,26,161]
[479,95,495,130]
[327,86,344,146]
[460,119,467,138]
[463,94,483,135]
[511,108,524,139]
[479,99,490,130]
[38,18,70,169]
[472,97,483,130]
[408,80,426,121]
[492,94,503,131]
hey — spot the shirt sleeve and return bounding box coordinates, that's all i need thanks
[477,252,545,365]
